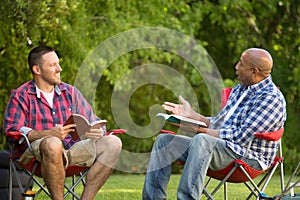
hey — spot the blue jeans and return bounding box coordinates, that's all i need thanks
[142,133,261,200]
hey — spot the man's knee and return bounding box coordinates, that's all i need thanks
[40,136,63,155]
[155,134,175,147]
[193,133,214,143]
[106,135,122,150]
[95,135,122,155]
[194,133,205,138]
[189,134,215,150]
[94,135,122,167]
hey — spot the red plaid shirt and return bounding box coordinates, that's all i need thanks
[3,80,102,158]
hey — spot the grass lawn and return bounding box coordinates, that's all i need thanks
[33,173,287,199]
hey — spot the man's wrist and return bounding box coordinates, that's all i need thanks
[18,127,33,144]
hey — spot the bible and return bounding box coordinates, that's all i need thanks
[156,113,208,129]
[64,114,107,140]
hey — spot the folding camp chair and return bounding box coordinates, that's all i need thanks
[6,129,126,200]
[202,128,284,200]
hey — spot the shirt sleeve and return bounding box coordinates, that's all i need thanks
[3,90,29,134]
[218,92,285,144]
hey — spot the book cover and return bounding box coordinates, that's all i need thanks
[64,114,107,140]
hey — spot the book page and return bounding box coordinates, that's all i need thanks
[64,114,107,140]
[157,113,207,127]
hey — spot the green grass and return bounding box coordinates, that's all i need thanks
[33,174,288,199]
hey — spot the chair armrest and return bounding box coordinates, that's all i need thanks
[7,131,31,145]
[242,128,284,160]
[254,128,284,141]
[105,129,127,136]
[160,129,176,134]
[6,131,33,156]
[6,131,24,142]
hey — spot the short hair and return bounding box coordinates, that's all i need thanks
[244,48,273,77]
[28,46,55,74]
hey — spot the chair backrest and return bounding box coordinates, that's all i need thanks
[221,88,232,108]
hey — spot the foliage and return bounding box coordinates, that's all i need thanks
[0,0,299,172]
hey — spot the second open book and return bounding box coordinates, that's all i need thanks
[156,113,208,128]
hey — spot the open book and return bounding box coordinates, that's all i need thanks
[64,114,107,140]
[157,113,208,128]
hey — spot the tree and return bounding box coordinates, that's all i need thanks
[1,0,299,172]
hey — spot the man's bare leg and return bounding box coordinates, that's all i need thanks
[40,137,66,200]
[80,135,122,200]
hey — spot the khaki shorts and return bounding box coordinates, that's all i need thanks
[19,136,97,168]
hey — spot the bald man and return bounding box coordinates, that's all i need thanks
[142,48,287,200]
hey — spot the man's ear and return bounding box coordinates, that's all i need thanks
[253,67,259,74]
[32,65,41,75]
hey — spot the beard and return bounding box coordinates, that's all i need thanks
[41,73,61,86]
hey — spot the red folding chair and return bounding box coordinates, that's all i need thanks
[6,129,126,200]
[203,128,284,200]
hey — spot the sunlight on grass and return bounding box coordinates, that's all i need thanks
[34,173,287,199]
[100,189,140,193]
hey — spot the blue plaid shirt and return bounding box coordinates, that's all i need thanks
[209,76,286,169]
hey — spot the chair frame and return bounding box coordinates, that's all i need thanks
[6,129,126,200]
[274,161,300,199]
[202,128,285,200]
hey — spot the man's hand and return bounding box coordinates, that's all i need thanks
[162,95,211,128]
[162,95,194,118]
[84,128,104,140]
[52,124,76,140]
[27,124,76,142]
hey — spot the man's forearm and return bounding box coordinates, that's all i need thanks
[27,129,53,142]
[190,111,211,127]
[197,127,219,138]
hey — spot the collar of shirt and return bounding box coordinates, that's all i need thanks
[246,75,273,95]
[28,79,63,97]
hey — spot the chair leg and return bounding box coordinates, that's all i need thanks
[276,161,300,199]
[224,182,227,200]
[64,181,80,200]
[10,159,26,195]
[202,187,214,200]
[239,165,262,194]
[64,170,88,200]
[279,139,285,193]
[72,175,75,200]
[244,181,259,200]
[80,171,86,186]
[244,162,279,200]
[210,166,238,197]
[202,177,214,199]
[9,159,13,200]
[16,161,51,198]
